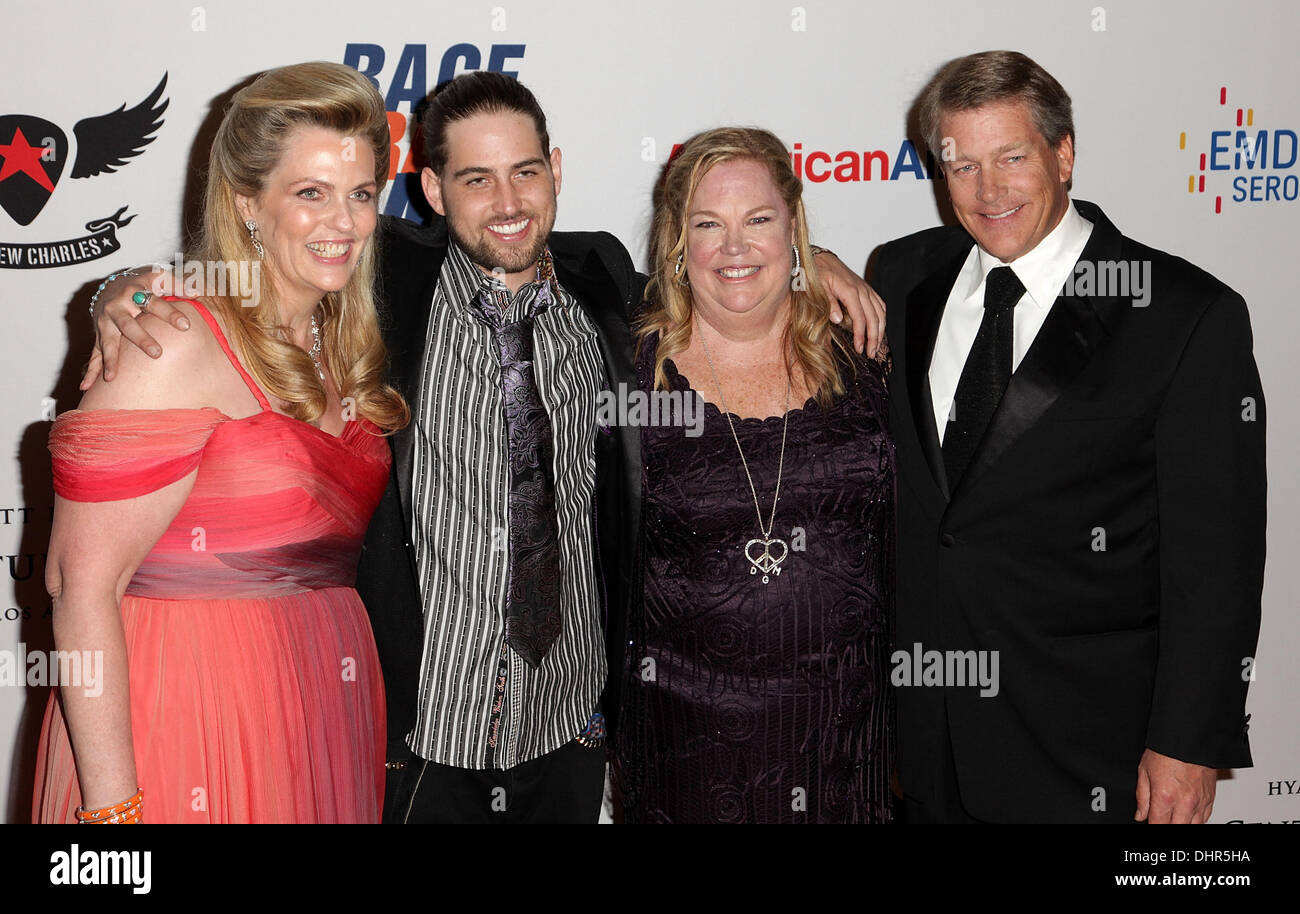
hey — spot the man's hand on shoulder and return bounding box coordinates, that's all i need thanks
[82,268,191,390]
[79,300,218,413]
[1135,748,1218,824]
[814,250,886,358]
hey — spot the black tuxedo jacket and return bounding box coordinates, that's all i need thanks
[873,199,1266,822]
[355,215,645,764]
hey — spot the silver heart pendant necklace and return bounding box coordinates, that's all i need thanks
[698,321,791,585]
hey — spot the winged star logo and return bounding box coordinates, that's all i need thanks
[0,74,167,269]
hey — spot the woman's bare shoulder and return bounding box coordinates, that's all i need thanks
[79,299,240,412]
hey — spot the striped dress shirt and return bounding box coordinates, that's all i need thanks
[408,241,605,770]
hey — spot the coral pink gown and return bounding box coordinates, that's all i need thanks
[32,299,390,823]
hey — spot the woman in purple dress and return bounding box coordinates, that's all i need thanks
[613,127,895,824]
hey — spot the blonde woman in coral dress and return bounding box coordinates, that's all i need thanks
[32,62,408,823]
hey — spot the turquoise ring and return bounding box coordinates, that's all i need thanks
[131,291,152,308]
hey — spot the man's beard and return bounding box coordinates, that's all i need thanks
[446,210,554,277]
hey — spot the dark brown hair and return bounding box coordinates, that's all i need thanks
[419,71,550,175]
[917,50,1074,161]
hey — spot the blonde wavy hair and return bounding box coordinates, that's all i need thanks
[192,61,409,432]
[635,126,852,407]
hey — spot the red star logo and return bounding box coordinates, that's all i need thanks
[0,126,55,192]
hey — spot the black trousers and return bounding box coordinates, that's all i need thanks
[386,739,606,824]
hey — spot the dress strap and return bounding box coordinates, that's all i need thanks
[171,296,272,412]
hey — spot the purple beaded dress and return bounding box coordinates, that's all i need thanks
[614,332,896,824]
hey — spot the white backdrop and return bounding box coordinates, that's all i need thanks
[1,0,1295,823]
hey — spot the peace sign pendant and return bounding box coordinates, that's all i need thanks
[744,536,789,584]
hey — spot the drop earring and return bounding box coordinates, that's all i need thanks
[245,220,265,258]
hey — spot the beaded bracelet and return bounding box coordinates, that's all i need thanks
[76,787,143,824]
[88,269,141,319]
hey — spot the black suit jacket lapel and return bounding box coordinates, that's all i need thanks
[953,201,1129,496]
[551,243,641,732]
[381,232,447,531]
[553,247,641,532]
[906,246,970,501]
[554,248,633,382]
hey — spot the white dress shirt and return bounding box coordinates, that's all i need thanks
[929,200,1094,444]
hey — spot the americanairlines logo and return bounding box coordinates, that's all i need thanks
[1180,86,1298,214]
[791,140,936,183]
[668,139,937,184]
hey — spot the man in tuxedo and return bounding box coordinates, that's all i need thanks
[873,50,1266,823]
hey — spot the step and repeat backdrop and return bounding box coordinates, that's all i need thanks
[1,0,1295,823]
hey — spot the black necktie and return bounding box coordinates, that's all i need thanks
[469,277,563,669]
[942,265,1025,490]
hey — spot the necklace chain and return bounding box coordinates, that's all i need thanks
[309,314,324,381]
[697,322,792,541]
